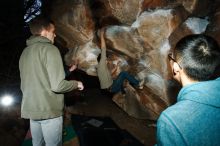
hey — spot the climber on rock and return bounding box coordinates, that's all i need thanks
[96,28,144,95]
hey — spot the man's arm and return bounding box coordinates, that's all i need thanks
[64,60,78,77]
[69,59,78,72]
[46,45,84,93]
[100,28,107,61]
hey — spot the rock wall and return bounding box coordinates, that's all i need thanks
[49,0,219,120]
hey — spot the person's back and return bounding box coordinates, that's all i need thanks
[157,78,220,145]
[19,18,78,119]
[156,34,220,146]
[20,35,73,118]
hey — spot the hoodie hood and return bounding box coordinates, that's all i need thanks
[26,36,51,46]
[177,77,220,108]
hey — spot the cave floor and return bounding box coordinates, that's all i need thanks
[65,88,157,146]
[0,88,156,146]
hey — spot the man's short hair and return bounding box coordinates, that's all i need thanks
[174,34,220,81]
[29,16,54,35]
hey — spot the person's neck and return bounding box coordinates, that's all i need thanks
[181,72,198,87]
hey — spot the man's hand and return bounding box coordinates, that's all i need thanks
[77,81,84,90]
[69,60,78,72]
[69,64,77,72]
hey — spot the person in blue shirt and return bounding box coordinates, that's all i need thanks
[156,34,220,146]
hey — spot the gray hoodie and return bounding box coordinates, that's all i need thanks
[19,36,78,120]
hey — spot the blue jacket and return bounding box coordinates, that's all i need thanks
[156,77,220,146]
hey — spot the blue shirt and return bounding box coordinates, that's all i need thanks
[156,77,220,146]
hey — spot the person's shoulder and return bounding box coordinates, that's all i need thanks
[39,43,60,58]
[168,100,191,111]
[159,100,194,123]
[41,42,58,50]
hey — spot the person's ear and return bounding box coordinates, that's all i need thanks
[40,29,47,37]
[173,62,181,76]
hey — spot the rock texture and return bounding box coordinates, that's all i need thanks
[49,0,219,120]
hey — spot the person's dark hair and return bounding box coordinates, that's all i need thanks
[29,16,54,35]
[174,34,220,81]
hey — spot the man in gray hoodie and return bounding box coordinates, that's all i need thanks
[19,16,84,146]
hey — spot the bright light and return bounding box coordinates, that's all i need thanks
[1,95,14,106]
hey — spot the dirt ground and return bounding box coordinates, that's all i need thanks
[65,88,157,146]
[0,88,157,146]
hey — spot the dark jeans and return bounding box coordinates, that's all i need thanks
[111,71,139,93]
